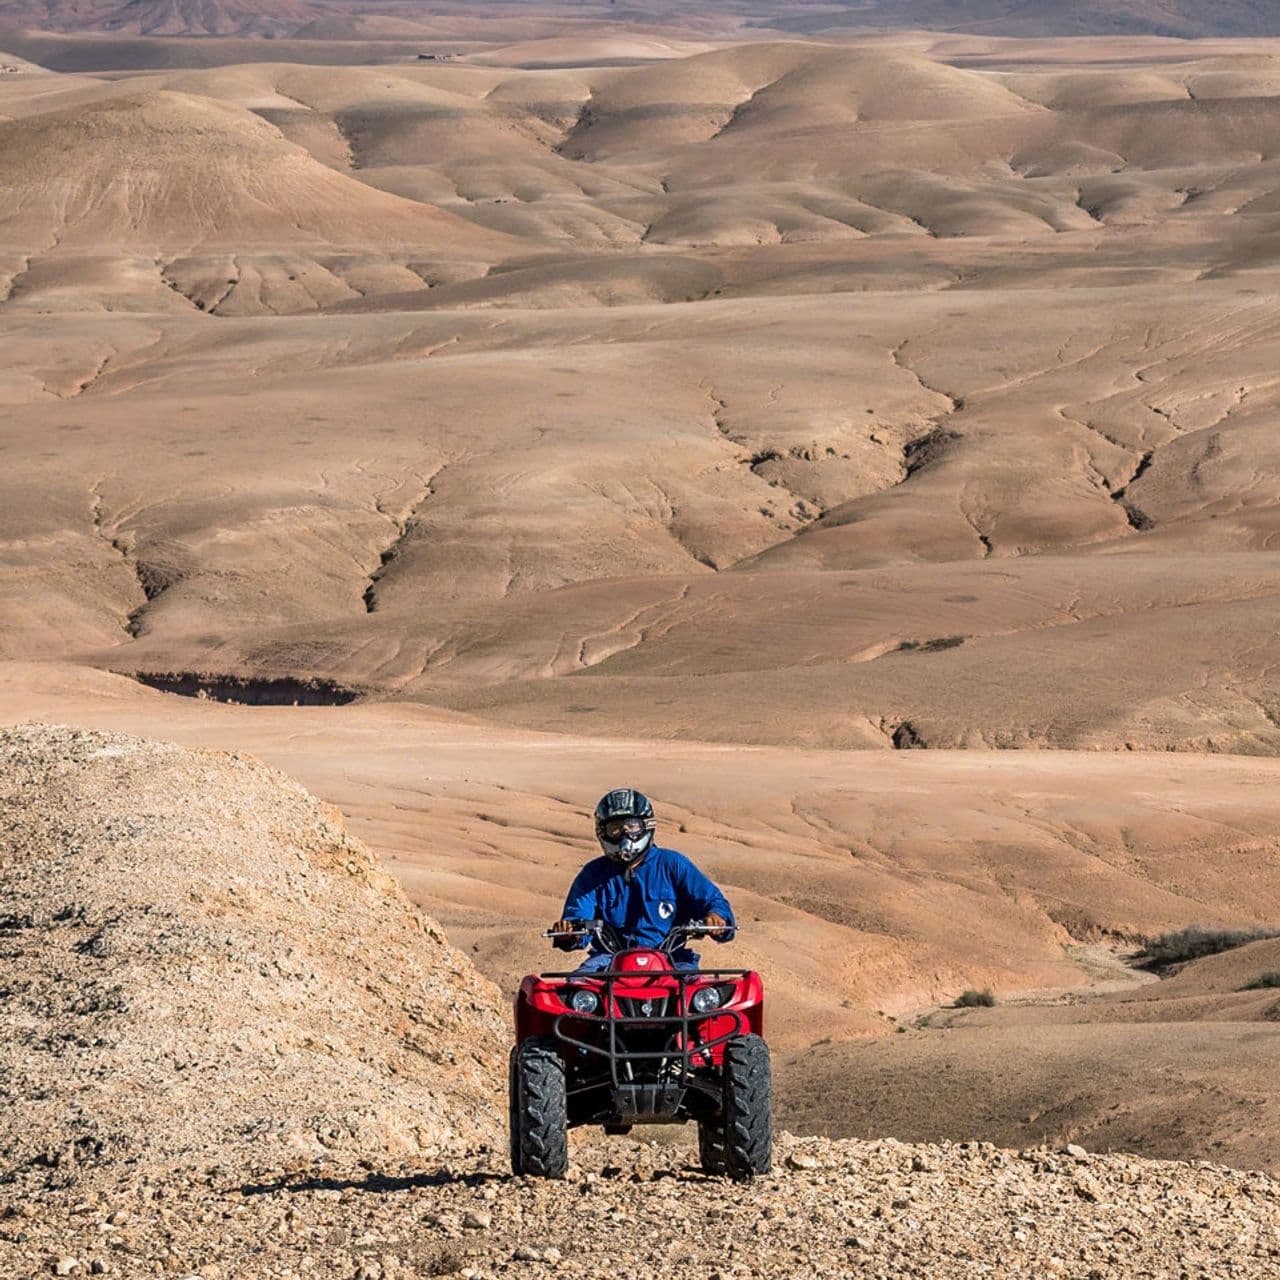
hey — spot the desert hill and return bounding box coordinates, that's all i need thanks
[782,935,1280,1173]
[0,83,515,310]
[0,88,479,249]
[0,722,505,1184]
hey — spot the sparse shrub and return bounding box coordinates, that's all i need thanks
[896,635,966,654]
[425,1245,466,1276]
[1142,925,1280,967]
[954,988,995,1008]
[1241,972,1280,991]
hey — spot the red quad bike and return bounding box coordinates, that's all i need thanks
[509,919,771,1179]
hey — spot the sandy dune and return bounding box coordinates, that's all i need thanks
[4,15,1280,1170]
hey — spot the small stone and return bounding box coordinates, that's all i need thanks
[1074,1177,1102,1203]
[462,1210,492,1230]
[1065,1144,1089,1160]
[55,1261,80,1277]
[542,1247,562,1264]
[512,1246,541,1262]
[786,1152,818,1171]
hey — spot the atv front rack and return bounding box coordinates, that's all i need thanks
[541,966,752,1103]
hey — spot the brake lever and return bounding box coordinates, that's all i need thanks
[542,918,605,940]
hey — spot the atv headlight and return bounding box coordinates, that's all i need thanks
[569,988,599,1015]
[691,984,726,1014]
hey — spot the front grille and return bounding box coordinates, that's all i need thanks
[617,995,670,1019]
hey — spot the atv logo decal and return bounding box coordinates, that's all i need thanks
[636,955,651,966]
[658,900,675,920]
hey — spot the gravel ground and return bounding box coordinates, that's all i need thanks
[3,1134,1278,1280]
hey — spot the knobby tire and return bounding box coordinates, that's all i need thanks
[723,1033,772,1178]
[511,1036,568,1178]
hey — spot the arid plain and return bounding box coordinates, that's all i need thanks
[4,1,1280,1175]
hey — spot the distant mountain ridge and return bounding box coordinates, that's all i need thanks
[761,0,1280,39]
[10,0,1280,42]
[0,0,320,36]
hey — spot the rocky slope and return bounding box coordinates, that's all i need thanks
[3,723,1279,1279]
[0,723,506,1184]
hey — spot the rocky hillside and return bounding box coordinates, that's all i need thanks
[2,724,1278,1279]
[0,723,505,1185]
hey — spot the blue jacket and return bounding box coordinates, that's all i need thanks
[561,845,735,955]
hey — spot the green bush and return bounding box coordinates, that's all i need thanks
[1142,925,1280,966]
[1241,972,1280,991]
[954,988,996,1008]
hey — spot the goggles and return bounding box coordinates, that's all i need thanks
[602,817,647,840]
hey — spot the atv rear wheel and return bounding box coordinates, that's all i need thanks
[697,1118,729,1175]
[723,1033,772,1178]
[510,1036,568,1178]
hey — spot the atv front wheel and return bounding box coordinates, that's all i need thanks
[509,1036,568,1178]
[723,1033,772,1178]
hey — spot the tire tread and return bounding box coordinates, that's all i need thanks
[723,1033,772,1179]
[698,1118,729,1174]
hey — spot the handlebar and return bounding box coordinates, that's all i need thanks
[543,918,731,953]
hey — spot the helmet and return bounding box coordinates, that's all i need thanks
[594,788,656,867]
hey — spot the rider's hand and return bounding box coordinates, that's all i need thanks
[550,919,578,951]
[702,912,729,931]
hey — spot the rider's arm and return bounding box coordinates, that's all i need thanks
[558,863,602,950]
[674,854,736,942]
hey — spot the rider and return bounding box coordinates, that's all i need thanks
[551,787,735,971]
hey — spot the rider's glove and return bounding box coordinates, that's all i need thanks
[550,919,579,951]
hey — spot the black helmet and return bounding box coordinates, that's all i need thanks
[594,788,656,866]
